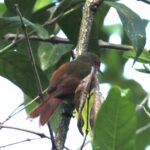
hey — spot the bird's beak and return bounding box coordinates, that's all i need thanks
[98,69,103,75]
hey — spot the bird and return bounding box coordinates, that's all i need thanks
[28,52,100,126]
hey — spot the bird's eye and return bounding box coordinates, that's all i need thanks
[95,59,100,67]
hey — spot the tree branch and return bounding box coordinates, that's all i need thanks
[2,34,70,44]
[99,40,132,51]
[0,125,70,150]
[2,34,132,52]
[76,0,103,55]
[55,104,74,150]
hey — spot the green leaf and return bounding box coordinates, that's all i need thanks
[0,3,7,17]
[136,108,150,150]
[38,43,72,70]
[105,1,146,59]
[136,68,150,74]
[135,64,150,74]
[0,51,48,98]
[93,86,136,150]
[4,0,36,19]
[0,16,49,38]
[53,0,83,45]
[31,8,50,25]
[94,3,110,36]
[124,50,150,64]
[89,3,110,52]
[33,0,50,11]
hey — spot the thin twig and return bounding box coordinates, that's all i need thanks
[136,123,150,134]
[136,94,150,118]
[142,105,150,117]
[1,103,23,124]
[47,122,57,150]
[0,124,70,150]
[136,94,149,111]
[0,40,16,53]
[0,138,41,148]
[1,88,47,125]
[15,4,43,99]
[0,125,50,139]
[12,89,48,118]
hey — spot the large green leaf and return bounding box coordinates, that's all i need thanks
[0,16,49,38]
[89,3,110,53]
[53,0,83,45]
[4,0,36,19]
[38,43,72,70]
[105,1,146,59]
[93,86,136,150]
[0,51,48,98]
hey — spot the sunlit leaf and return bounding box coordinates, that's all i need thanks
[33,0,50,11]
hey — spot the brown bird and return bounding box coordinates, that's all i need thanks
[28,52,100,126]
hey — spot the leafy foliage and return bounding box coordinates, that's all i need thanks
[93,86,136,150]
[105,1,146,59]
[0,51,48,98]
[0,0,149,149]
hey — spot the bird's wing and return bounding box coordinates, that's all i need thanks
[54,74,81,98]
[47,63,69,93]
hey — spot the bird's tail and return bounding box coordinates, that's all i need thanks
[28,95,62,126]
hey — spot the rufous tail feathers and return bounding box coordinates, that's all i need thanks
[28,95,62,126]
